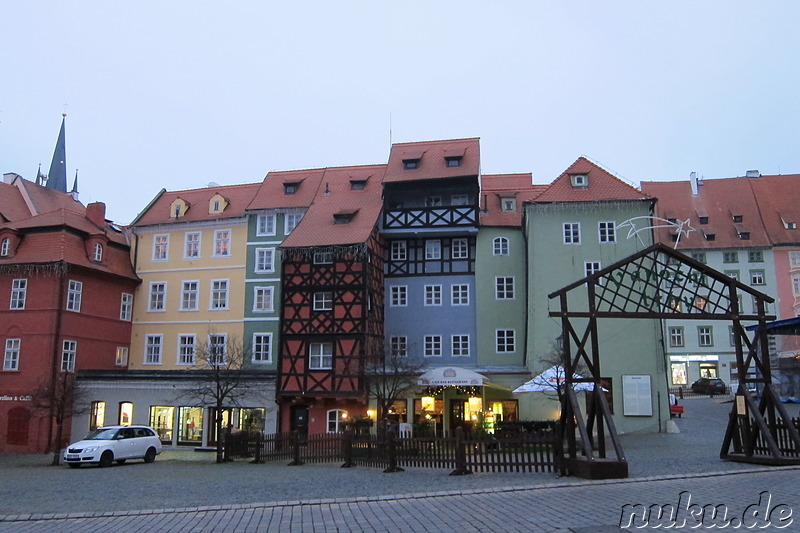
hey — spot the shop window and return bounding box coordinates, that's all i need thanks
[699,363,718,378]
[90,401,106,430]
[671,362,688,386]
[150,406,175,443]
[118,402,134,426]
[239,408,265,433]
[179,406,203,444]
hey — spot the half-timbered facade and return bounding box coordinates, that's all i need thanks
[277,164,386,434]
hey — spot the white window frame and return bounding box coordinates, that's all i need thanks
[598,221,616,243]
[669,327,684,347]
[252,333,272,364]
[496,329,516,353]
[285,211,303,234]
[67,280,82,312]
[750,270,765,285]
[177,334,196,365]
[256,213,276,236]
[253,286,274,312]
[390,336,408,357]
[208,333,227,366]
[145,335,163,365]
[213,229,231,257]
[210,279,229,310]
[425,239,441,260]
[184,231,201,259]
[451,238,468,259]
[584,261,602,277]
[0,238,9,257]
[792,274,800,297]
[451,284,469,306]
[790,251,800,268]
[748,250,764,263]
[424,335,442,357]
[115,346,128,366]
[309,342,333,369]
[501,198,516,212]
[181,281,199,311]
[563,223,581,245]
[148,282,166,312]
[152,234,169,261]
[313,291,333,311]
[93,243,103,262]
[451,335,470,357]
[391,241,407,261]
[4,339,20,371]
[10,279,27,310]
[698,326,713,347]
[390,286,407,307]
[327,409,347,433]
[255,248,275,273]
[493,237,509,256]
[314,251,333,264]
[495,276,514,300]
[424,285,442,306]
[120,292,133,320]
[61,340,77,372]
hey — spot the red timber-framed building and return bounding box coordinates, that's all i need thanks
[277,164,386,434]
[0,175,139,453]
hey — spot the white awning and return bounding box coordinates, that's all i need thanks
[418,367,487,387]
[513,366,602,393]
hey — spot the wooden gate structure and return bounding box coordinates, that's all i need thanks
[548,243,800,479]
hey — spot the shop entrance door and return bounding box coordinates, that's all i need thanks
[449,400,470,436]
[290,405,309,435]
[207,408,232,446]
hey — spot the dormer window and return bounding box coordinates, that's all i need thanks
[333,209,358,225]
[350,179,367,191]
[93,243,103,262]
[732,214,743,223]
[284,182,300,195]
[403,159,419,170]
[445,156,462,167]
[171,198,190,218]
[780,212,796,230]
[208,194,228,215]
[570,174,588,188]
[0,238,9,257]
[704,233,716,241]
[501,198,516,212]
[698,216,708,225]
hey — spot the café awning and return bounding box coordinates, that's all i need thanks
[418,367,487,387]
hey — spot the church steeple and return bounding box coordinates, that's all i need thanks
[45,113,68,193]
[70,170,79,201]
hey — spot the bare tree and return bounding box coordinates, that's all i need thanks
[363,342,425,432]
[532,342,590,404]
[30,372,89,466]
[179,334,253,463]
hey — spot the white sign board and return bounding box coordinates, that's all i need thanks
[622,375,653,416]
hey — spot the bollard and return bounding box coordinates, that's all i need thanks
[449,426,472,476]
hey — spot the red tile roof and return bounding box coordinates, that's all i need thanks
[383,138,480,184]
[133,182,262,226]
[534,157,650,203]
[247,168,326,210]
[479,173,547,227]
[747,174,800,245]
[0,181,32,222]
[280,164,387,248]
[641,177,771,249]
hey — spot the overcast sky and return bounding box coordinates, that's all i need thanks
[3,1,799,224]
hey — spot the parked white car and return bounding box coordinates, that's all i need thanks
[64,425,162,468]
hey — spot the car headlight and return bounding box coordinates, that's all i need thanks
[83,446,99,453]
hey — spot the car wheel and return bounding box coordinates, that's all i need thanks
[144,447,157,463]
[99,450,114,468]
[68,463,81,469]
[116,459,127,465]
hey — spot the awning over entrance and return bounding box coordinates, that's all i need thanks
[418,367,486,387]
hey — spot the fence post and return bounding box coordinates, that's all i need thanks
[383,429,404,473]
[555,423,566,476]
[341,429,355,468]
[288,430,304,466]
[449,426,472,476]
[251,433,262,464]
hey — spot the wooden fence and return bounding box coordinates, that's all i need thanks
[750,417,800,458]
[226,427,561,475]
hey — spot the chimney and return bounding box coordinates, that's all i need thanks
[86,202,107,227]
[690,172,700,196]
[745,170,761,178]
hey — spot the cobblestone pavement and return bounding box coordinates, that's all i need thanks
[1,398,798,532]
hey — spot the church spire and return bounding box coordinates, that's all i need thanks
[35,163,44,186]
[45,113,68,192]
[70,170,80,201]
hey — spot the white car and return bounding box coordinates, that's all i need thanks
[64,425,162,468]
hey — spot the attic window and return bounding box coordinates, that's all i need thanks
[780,212,796,230]
[350,179,367,191]
[731,211,743,223]
[208,194,228,214]
[403,159,420,170]
[0,238,10,257]
[704,233,716,241]
[698,217,708,225]
[445,156,462,167]
[333,209,358,224]
[284,182,300,195]
[171,198,189,218]
[570,174,588,188]
[93,243,103,262]
[501,198,516,212]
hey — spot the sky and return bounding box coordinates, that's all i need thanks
[2,1,800,225]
